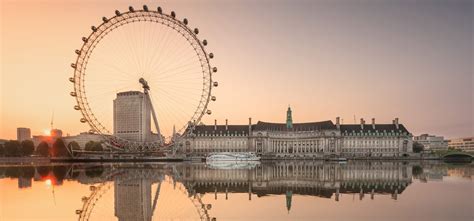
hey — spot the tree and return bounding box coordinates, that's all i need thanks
[85,141,103,152]
[52,138,69,157]
[21,140,35,156]
[4,140,21,157]
[413,142,424,153]
[85,141,95,151]
[36,141,50,157]
[92,142,103,152]
[67,141,81,156]
[0,144,4,156]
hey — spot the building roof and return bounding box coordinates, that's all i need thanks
[339,124,410,134]
[192,125,250,135]
[254,120,337,131]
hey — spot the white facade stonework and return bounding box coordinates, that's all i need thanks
[180,117,413,157]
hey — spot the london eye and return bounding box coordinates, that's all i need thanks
[69,5,217,151]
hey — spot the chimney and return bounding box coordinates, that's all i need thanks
[394,118,399,129]
[248,117,252,134]
[225,119,228,130]
[372,118,375,129]
[336,117,340,130]
[360,118,364,129]
[214,119,217,130]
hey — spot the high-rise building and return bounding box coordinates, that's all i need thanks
[17,127,31,142]
[113,91,151,142]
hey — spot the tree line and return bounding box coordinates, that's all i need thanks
[0,139,104,157]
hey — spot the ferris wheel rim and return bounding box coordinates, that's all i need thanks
[70,6,215,149]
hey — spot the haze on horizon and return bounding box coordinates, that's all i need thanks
[1,0,472,140]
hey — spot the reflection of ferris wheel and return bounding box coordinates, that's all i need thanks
[76,171,214,221]
[69,5,218,150]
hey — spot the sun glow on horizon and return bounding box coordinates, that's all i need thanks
[43,129,51,136]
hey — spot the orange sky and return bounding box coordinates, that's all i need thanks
[1,0,472,139]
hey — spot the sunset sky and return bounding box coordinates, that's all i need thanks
[1,0,472,140]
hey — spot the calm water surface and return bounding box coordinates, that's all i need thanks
[0,161,472,221]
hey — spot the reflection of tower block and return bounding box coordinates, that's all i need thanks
[114,178,152,221]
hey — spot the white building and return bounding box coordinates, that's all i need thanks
[63,132,103,149]
[17,127,31,142]
[447,137,474,152]
[180,108,413,157]
[413,134,447,151]
[113,91,152,142]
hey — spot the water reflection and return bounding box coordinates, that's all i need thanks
[0,161,472,221]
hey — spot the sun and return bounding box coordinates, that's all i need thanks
[43,129,51,136]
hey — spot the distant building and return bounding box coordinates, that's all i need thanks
[447,137,474,152]
[32,135,54,149]
[17,127,31,142]
[414,134,447,151]
[63,132,103,149]
[181,107,413,157]
[113,91,152,142]
[51,129,63,139]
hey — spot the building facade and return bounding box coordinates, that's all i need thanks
[180,108,413,157]
[63,132,103,149]
[113,91,152,142]
[17,127,31,142]
[413,134,447,151]
[447,137,474,152]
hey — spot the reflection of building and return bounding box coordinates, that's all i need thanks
[17,127,31,142]
[115,179,153,221]
[18,177,32,188]
[113,91,151,142]
[178,161,412,205]
[447,137,474,152]
[182,107,413,157]
[414,134,447,151]
[63,132,103,149]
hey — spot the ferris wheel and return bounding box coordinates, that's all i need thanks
[69,5,218,151]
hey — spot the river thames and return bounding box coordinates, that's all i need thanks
[0,161,472,221]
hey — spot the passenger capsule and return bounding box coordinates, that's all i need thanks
[70,92,77,97]
[212,67,217,73]
[91,26,97,32]
[89,186,96,191]
[143,5,149,11]
[129,6,134,12]
[183,18,188,25]
[209,53,214,59]
[194,28,199,35]
[75,210,82,215]
[157,7,162,14]
[171,11,176,18]
[88,129,95,134]
[213,82,218,87]
[81,197,89,202]
[75,49,81,55]
[82,37,88,42]
[69,77,75,83]
[211,96,216,101]
[71,63,77,69]
[102,17,108,22]
[74,105,80,110]
[203,39,208,46]
[80,118,87,123]
[115,10,121,16]
[207,204,212,210]
[206,110,212,115]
